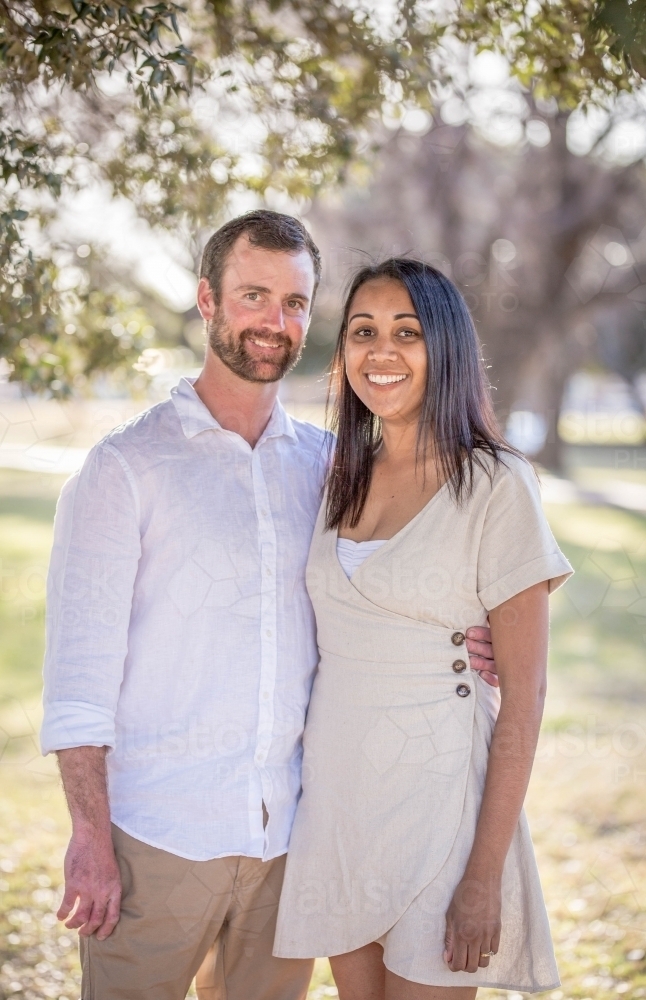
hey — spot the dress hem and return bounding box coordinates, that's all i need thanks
[272,944,560,995]
[382,959,560,995]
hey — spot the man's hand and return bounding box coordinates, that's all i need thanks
[466,624,498,687]
[56,746,121,940]
[58,831,122,940]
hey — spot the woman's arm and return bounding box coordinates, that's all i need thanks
[444,580,549,974]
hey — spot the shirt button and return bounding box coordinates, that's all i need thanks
[265,629,272,638]
[262,691,270,700]
[451,631,466,646]
[452,659,467,673]
[456,683,471,698]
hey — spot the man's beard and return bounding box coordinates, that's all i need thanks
[207,313,303,383]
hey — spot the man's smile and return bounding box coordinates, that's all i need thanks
[248,337,284,350]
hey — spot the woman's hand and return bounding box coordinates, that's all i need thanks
[443,870,502,973]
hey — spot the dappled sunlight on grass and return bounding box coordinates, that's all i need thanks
[0,471,644,999]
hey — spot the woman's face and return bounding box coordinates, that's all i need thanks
[344,277,428,425]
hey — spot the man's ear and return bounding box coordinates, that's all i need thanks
[196,277,217,322]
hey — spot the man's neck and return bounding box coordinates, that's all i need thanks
[193,350,280,448]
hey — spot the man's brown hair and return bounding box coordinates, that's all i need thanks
[200,209,322,305]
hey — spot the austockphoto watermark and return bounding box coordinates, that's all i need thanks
[291,874,510,919]
[537,716,646,764]
[46,716,301,765]
[307,558,506,608]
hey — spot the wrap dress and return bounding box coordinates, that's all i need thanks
[274,452,573,991]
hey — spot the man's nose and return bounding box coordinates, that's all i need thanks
[261,303,285,333]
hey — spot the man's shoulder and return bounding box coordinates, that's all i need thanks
[96,398,179,457]
[288,417,334,465]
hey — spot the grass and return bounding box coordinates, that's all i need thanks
[0,469,645,1000]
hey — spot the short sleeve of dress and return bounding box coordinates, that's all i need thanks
[477,453,573,611]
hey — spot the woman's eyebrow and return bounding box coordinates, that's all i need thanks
[393,312,419,320]
[348,312,373,322]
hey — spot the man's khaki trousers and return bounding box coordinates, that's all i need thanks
[80,825,314,1000]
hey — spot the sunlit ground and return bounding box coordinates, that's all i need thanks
[0,468,645,1000]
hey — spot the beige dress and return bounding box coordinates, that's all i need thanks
[273,452,573,991]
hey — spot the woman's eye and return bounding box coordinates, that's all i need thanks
[354,327,374,337]
[398,328,420,338]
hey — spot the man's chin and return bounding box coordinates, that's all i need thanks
[241,347,294,382]
[238,359,286,384]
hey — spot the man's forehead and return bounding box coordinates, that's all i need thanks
[223,234,315,288]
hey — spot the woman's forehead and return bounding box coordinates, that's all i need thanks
[350,276,415,313]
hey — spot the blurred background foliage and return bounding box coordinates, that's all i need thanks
[0,0,645,418]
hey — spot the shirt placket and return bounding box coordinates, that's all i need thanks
[250,445,278,851]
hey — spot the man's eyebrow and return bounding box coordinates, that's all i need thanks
[348,312,373,322]
[235,283,271,293]
[235,284,310,300]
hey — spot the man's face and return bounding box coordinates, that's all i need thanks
[197,235,316,383]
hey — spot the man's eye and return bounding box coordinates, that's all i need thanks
[245,292,259,301]
[287,299,303,310]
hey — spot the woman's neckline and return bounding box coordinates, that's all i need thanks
[337,537,387,547]
[337,475,453,545]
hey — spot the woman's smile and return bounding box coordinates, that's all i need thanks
[365,372,409,385]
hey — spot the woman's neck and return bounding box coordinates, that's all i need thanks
[379,416,427,465]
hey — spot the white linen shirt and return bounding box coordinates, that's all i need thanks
[41,377,330,862]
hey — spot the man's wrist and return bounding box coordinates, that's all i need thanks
[70,818,113,844]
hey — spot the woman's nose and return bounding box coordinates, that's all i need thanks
[368,341,398,361]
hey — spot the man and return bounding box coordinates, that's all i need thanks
[41,210,496,1000]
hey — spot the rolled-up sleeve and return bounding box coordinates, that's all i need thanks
[476,455,573,612]
[41,443,141,755]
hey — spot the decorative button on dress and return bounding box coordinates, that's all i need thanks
[273,453,573,991]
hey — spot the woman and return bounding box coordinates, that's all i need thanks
[273,259,572,999]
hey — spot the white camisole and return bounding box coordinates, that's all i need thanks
[336,537,387,579]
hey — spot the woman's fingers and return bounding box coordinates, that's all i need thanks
[477,936,494,967]
[445,924,500,973]
[466,940,483,974]
[449,933,469,972]
[443,923,454,966]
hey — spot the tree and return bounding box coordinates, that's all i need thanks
[0,0,643,394]
[306,111,646,469]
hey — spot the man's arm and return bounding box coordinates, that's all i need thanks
[466,624,498,687]
[56,747,122,940]
[42,444,141,937]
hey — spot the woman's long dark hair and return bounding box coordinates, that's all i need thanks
[325,257,515,531]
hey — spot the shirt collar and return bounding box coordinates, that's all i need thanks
[170,376,297,444]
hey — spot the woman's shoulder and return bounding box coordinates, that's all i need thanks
[471,448,540,501]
